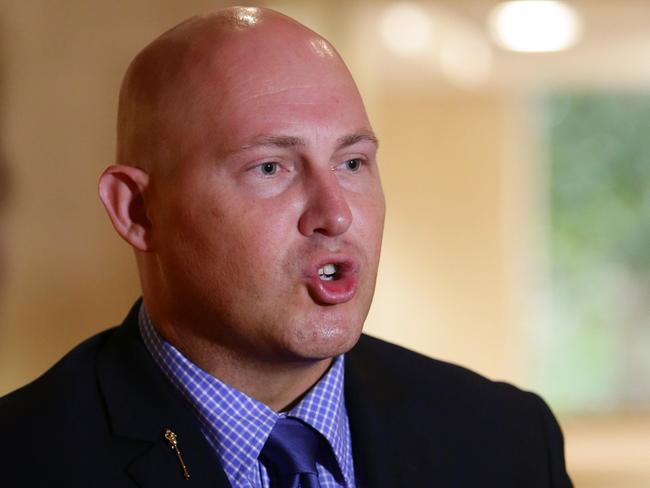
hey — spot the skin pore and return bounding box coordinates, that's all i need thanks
[99,7,385,411]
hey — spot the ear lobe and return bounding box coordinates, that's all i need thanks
[98,164,152,251]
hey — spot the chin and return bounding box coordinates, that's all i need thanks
[287,307,366,360]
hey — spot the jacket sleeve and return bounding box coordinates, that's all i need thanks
[530,392,573,487]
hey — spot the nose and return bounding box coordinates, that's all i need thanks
[298,171,353,237]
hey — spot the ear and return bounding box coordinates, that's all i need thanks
[98,164,152,251]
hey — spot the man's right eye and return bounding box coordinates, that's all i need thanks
[259,162,278,175]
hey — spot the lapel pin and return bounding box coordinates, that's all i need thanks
[164,428,191,480]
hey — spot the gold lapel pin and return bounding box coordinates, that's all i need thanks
[164,429,191,480]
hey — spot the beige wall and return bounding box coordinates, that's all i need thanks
[0,0,142,391]
[367,89,527,383]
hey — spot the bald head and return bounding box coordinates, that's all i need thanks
[116,7,363,173]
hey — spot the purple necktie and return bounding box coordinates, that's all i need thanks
[260,417,322,488]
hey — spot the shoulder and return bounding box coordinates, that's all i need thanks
[0,328,115,420]
[346,334,571,486]
[347,333,554,421]
[347,333,529,402]
[0,328,119,479]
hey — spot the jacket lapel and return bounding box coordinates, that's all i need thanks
[344,335,429,488]
[95,302,231,488]
[125,432,229,488]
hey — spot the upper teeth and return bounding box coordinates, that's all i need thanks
[319,263,337,277]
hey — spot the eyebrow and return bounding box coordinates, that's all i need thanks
[335,130,379,151]
[238,129,379,152]
[240,135,305,150]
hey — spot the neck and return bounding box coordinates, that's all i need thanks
[213,354,333,412]
[154,320,333,412]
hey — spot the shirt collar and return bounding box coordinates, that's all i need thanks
[138,303,353,486]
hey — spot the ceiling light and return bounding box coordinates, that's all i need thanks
[488,1,583,53]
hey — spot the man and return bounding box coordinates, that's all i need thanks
[0,7,571,487]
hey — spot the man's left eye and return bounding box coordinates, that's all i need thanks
[343,158,362,172]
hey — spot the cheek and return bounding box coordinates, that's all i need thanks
[202,196,302,276]
[351,193,385,244]
[231,191,304,243]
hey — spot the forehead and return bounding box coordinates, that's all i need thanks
[178,37,370,148]
[224,82,365,139]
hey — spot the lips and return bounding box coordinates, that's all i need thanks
[306,257,359,305]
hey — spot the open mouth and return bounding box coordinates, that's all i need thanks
[308,258,359,304]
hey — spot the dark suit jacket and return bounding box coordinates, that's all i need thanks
[0,302,572,487]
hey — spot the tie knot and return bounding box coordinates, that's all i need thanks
[260,417,321,477]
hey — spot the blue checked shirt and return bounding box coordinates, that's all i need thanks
[139,305,356,488]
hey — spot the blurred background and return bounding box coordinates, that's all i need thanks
[1,0,649,485]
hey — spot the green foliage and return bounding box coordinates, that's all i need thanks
[535,91,650,412]
[547,93,650,275]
